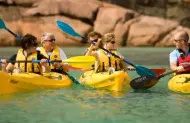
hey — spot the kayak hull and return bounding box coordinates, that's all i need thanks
[0,72,72,95]
[168,74,190,94]
[79,70,131,92]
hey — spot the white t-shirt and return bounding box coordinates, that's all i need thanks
[36,47,67,60]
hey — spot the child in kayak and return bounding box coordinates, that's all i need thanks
[1,34,49,74]
[83,31,103,71]
[37,32,69,73]
[87,32,132,73]
[84,31,103,56]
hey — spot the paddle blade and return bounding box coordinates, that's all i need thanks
[136,66,156,77]
[130,75,159,89]
[63,56,95,69]
[151,68,166,76]
[56,20,83,38]
[0,18,6,29]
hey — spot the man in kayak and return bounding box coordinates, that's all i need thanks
[1,34,49,73]
[37,32,69,73]
[169,30,190,73]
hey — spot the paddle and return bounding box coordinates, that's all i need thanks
[130,69,176,90]
[0,18,22,40]
[150,68,166,76]
[0,56,95,69]
[0,19,94,84]
[56,20,156,77]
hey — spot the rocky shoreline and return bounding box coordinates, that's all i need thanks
[0,0,190,47]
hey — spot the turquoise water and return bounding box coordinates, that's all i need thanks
[0,47,190,123]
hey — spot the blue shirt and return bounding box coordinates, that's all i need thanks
[170,49,190,63]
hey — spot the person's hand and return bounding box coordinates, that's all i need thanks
[54,63,62,69]
[13,68,21,73]
[128,66,135,71]
[89,44,96,50]
[120,56,124,60]
[176,65,185,72]
[40,59,47,66]
[1,59,7,67]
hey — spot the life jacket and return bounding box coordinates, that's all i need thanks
[15,49,41,73]
[96,49,122,72]
[177,48,190,73]
[39,46,61,70]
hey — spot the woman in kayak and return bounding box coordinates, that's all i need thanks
[1,34,49,73]
[169,30,190,73]
[86,32,128,73]
[37,32,69,73]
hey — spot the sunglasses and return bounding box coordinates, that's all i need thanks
[107,41,115,44]
[45,39,55,42]
[174,39,184,43]
[90,39,98,42]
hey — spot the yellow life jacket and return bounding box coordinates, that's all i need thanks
[96,49,122,72]
[39,46,61,70]
[15,49,41,73]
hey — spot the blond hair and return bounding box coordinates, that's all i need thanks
[41,32,55,43]
[102,33,115,43]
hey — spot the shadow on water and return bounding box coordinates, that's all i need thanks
[132,89,153,93]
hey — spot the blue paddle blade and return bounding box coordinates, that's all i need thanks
[0,18,6,29]
[135,66,156,77]
[56,20,83,38]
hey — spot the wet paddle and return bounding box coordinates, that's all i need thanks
[150,68,166,76]
[0,18,22,40]
[56,20,156,77]
[0,56,95,69]
[130,69,176,90]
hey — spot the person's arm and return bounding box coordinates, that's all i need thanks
[4,54,17,72]
[117,51,128,71]
[169,51,185,72]
[85,45,98,57]
[58,48,69,72]
[119,56,127,71]
[37,52,50,72]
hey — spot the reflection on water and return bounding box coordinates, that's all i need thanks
[0,47,190,123]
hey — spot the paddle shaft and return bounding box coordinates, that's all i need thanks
[85,38,135,67]
[1,21,22,40]
[56,20,157,76]
[158,70,177,79]
[158,65,190,79]
[0,60,63,64]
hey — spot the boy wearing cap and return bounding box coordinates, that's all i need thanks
[37,32,69,73]
[169,30,190,73]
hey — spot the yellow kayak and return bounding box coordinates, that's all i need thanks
[79,70,131,92]
[168,74,190,94]
[0,71,72,95]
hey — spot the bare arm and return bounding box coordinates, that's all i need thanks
[120,60,127,72]
[85,45,97,56]
[170,61,178,71]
